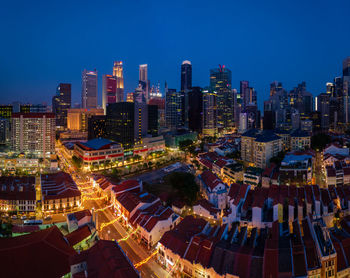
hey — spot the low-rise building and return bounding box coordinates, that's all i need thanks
[198,170,228,209]
[290,129,311,151]
[133,135,165,157]
[243,167,263,189]
[41,172,81,213]
[74,138,124,171]
[193,199,221,220]
[222,162,244,184]
[0,176,36,214]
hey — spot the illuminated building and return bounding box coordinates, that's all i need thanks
[0,105,13,119]
[41,172,81,213]
[165,88,182,131]
[148,97,165,128]
[87,115,106,140]
[102,74,117,113]
[0,118,10,145]
[202,89,217,136]
[52,83,71,128]
[81,69,98,109]
[67,108,104,131]
[74,138,124,170]
[11,113,55,158]
[139,64,150,100]
[113,61,124,102]
[126,92,134,102]
[209,65,233,130]
[0,176,36,213]
[181,61,192,127]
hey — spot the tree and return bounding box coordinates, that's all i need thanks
[311,133,332,151]
[179,139,193,152]
[72,156,83,170]
[164,172,199,206]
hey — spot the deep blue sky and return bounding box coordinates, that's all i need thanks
[1,0,349,109]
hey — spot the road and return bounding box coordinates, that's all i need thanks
[57,146,169,277]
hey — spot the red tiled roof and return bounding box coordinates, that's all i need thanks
[113,179,141,196]
[12,225,40,234]
[263,239,279,278]
[0,176,36,201]
[214,159,228,168]
[72,209,92,221]
[194,199,220,215]
[233,184,249,206]
[0,226,76,278]
[69,240,139,278]
[228,183,241,199]
[198,158,213,169]
[65,225,91,246]
[41,172,81,200]
[184,234,216,268]
[200,170,223,191]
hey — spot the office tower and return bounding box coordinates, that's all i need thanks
[317,93,330,132]
[67,108,104,131]
[210,65,233,129]
[139,64,150,101]
[106,102,135,148]
[263,111,275,130]
[240,81,250,109]
[88,115,106,140]
[188,87,203,133]
[180,60,192,128]
[0,118,10,144]
[149,83,162,98]
[289,82,313,118]
[181,60,192,92]
[147,105,158,137]
[113,61,124,102]
[11,113,55,157]
[233,89,241,129]
[81,69,98,109]
[202,89,217,136]
[106,102,154,148]
[239,112,248,133]
[19,104,47,113]
[52,83,71,128]
[102,74,117,113]
[165,88,182,131]
[291,109,301,130]
[326,82,335,95]
[242,104,259,130]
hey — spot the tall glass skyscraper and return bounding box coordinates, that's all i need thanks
[81,70,98,109]
[209,65,233,129]
[52,83,71,128]
[102,74,117,114]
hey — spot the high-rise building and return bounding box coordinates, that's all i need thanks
[343,57,350,77]
[82,70,98,109]
[289,82,313,118]
[0,105,13,119]
[0,118,10,145]
[148,97,165,128]
[165,88,182,131]
[139,64,150,101]
[317,93,330,132]
[270,81,283,96]
[113,61,124,102]
[102,74,117,113]
[67,108,104,131]
[202,89,217,136]
[188,87,203,134]
[126,93,134,103]
[210,65,233,129]
[106,102,156,148]
[52,83,71,128]
[147,105,158,137]
[11,113,55,157]
[181,60,192,92]
[88,115,106,140]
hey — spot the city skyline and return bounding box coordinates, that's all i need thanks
[1,0,350,109]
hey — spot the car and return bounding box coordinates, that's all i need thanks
[11,215,17,220]
[20,215,27,220]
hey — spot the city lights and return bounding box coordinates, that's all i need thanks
[134,250,158,268]
[98,216,121,232]
[117,227,139,243]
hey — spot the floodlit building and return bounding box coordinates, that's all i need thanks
[81,69,98,109]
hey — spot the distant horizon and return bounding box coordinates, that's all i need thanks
[1,0,350,111]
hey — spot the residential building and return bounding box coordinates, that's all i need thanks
[11,113,56,157]
[290,129,311,151]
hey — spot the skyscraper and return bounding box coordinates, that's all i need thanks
[165,88,182,131]
[343,57,350,77]
[102,74,117,113]
[188,87,203,134]
[52,83,71,128]
[202,89,217,136]
[113,61,124,102]
[82,70,98,109]
[181,60,192,92]
[139,64,150,101]
[209,65,233,129]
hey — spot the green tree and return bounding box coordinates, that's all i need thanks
[164,172,199,206]
[72,156,83,170]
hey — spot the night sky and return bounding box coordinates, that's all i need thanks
[1,0,349,109]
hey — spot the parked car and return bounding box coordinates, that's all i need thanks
[20,215,27,220]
